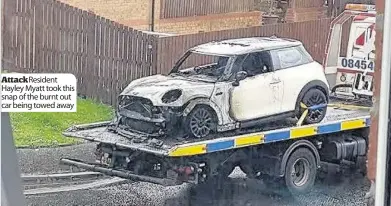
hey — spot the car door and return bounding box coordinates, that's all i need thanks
[261,51,284,114]
[230,51,282,121]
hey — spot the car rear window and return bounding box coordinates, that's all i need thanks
[270,45,314,70]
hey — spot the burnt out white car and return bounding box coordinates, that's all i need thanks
[114,37,330,139]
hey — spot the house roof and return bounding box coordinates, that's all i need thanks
[191,36,302,56]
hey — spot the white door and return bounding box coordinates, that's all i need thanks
[230,73,279,121]
[268,72,284,113]
[229,51,283,121]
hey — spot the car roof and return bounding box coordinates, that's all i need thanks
[191,37,302,56]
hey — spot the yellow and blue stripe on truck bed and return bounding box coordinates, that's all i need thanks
[168,115,371,157]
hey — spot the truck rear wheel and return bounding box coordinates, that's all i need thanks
[284,148,317,195]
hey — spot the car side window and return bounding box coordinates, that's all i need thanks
[270,46,313,70]
[258,51,273,73]
[236,51,273,77]
[230,54,246,77]
[242,53,259,76]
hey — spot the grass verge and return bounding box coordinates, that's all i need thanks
[10,97,114,148]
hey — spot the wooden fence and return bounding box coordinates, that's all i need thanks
[3,0,333,107]
[156,18,332,74]
[159,0,257,19]
[2,0,159,106]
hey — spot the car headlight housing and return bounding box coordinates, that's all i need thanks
[161,89,182,103]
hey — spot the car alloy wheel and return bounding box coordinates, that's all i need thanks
[188,106,215,138]
[301,88,328,124]
[306,94,326,122]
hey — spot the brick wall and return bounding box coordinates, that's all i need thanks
[59,0,262,34]
[285,7,328,22]
[285,0,328,22]
[154,12,262,34]
[122,11,262,35]
[59,0,151,22]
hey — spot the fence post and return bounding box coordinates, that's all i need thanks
[33,0,43,73]
[85,11,96,100]
[2,0,17,71]
[151,35,159,76]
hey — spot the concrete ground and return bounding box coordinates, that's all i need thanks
[18,143,370,206]
[17,142,97,174]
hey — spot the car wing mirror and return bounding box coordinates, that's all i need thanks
[233,71,248,86]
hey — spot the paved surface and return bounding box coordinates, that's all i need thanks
[17,142,97,174]
[24,168,370,206]
[18,144,370,206]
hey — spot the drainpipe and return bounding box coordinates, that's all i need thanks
[149,0,155,31]
[365,0,388,205]
[374,0,391,204]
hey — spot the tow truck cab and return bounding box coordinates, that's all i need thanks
[324,4,376,99]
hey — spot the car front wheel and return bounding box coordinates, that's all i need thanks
[184,105,217,139]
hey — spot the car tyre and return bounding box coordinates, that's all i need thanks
[184,105,217,139]
[298,88,328,124]
[284,148,317,195]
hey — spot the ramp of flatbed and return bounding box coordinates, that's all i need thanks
[63,104,371,157]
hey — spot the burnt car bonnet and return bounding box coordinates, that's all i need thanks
[120,74,215,106]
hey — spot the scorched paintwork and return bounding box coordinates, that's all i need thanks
[192,37,302,56]
[121,74,216,107]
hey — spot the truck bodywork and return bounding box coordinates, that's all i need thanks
[322,3,381,204]
[61,100,372,194]
[323,4,376,100]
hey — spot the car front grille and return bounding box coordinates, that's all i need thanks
[120,117,161,134]
[118,95,162,135]
[119,96,155,118]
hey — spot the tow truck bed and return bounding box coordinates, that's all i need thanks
[63,103,371,158]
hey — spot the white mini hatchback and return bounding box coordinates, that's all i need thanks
[118,37,331,138]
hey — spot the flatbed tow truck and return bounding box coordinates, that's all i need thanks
[60,97,372,195]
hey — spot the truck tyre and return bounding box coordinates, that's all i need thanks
[284,148,317,195]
